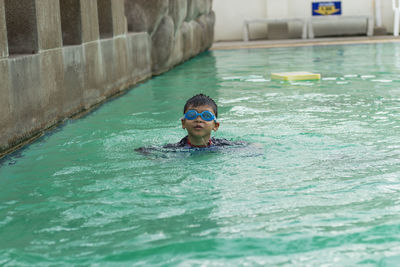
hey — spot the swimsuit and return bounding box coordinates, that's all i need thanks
[163,136,247,149]
[135,136,247,154]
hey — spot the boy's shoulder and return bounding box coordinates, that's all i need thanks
[162,136,188,148]
[210,137,247,147]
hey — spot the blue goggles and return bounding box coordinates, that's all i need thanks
[182,110,217,122]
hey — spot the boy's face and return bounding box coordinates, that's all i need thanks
[181,105,219,139]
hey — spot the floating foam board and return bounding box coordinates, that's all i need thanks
[271,72,321,81]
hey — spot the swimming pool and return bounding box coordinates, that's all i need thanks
[1,42,400,265]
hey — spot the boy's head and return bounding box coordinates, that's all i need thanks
[183,94,218,118]
[181,94,220,144]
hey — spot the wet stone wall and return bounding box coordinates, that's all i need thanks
[0,0,215,155]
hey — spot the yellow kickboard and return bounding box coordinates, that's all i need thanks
[271,72,321,81]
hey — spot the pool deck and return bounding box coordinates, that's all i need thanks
[210,36,400,50]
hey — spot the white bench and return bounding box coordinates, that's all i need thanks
[307,15,374,38]
[243,18,308,41]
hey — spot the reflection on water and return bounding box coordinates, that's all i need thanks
[1,43,400,265]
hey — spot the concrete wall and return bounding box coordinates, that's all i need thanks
[0,0,215,155]
[214,0,393,41]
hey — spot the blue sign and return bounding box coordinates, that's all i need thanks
[312,1,342,16]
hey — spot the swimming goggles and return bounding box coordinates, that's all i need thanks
[182,110,217,122]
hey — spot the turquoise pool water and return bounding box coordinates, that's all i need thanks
[1,43,400,266]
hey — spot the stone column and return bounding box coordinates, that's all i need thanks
[81,0,102,108]
[80,0,99,43]
[111,0,126,36]
[36,0,63,50]
[36,1,64,123]
[0,0,8,58]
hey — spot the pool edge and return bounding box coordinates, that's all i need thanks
[211,36,400,50]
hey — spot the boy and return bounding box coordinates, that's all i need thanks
[163,94,245,149]
[135,94,245,154]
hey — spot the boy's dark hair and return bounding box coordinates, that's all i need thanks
[183,94,218,117]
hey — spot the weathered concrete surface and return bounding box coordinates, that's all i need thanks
[113,37,129,83]
[101,38,127,95]
[170,26,184,66]
[197,12,215,51]
[126,32,152,81]
[0,0,8,58]
[169,0,187,33]
[7,55,42,145]
[59,0,83,45]
[151,15,175,74]
[4,0,38,54]
[124,0,215,75]
[97,0,126,38]
[111,0,126,36]
[0,0,214,155]
[0,59,10,149]
[39,49,64,123]
[97,0,113,38]
[186,0,206,21]
[62,46,85,116]
[189,20,203,56]
[36,0,63,50]
[83,41,105,108]
[0,32,153,154]
[125,0,168,35]
[125,0,215,74]
[80,0,99,43]
[181,22,193,61]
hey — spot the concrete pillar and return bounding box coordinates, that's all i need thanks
[4,0,38,54]
[80,0,100,43]
[0,0,8,58]
[36,0,63,50]
[111,0,126,36]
